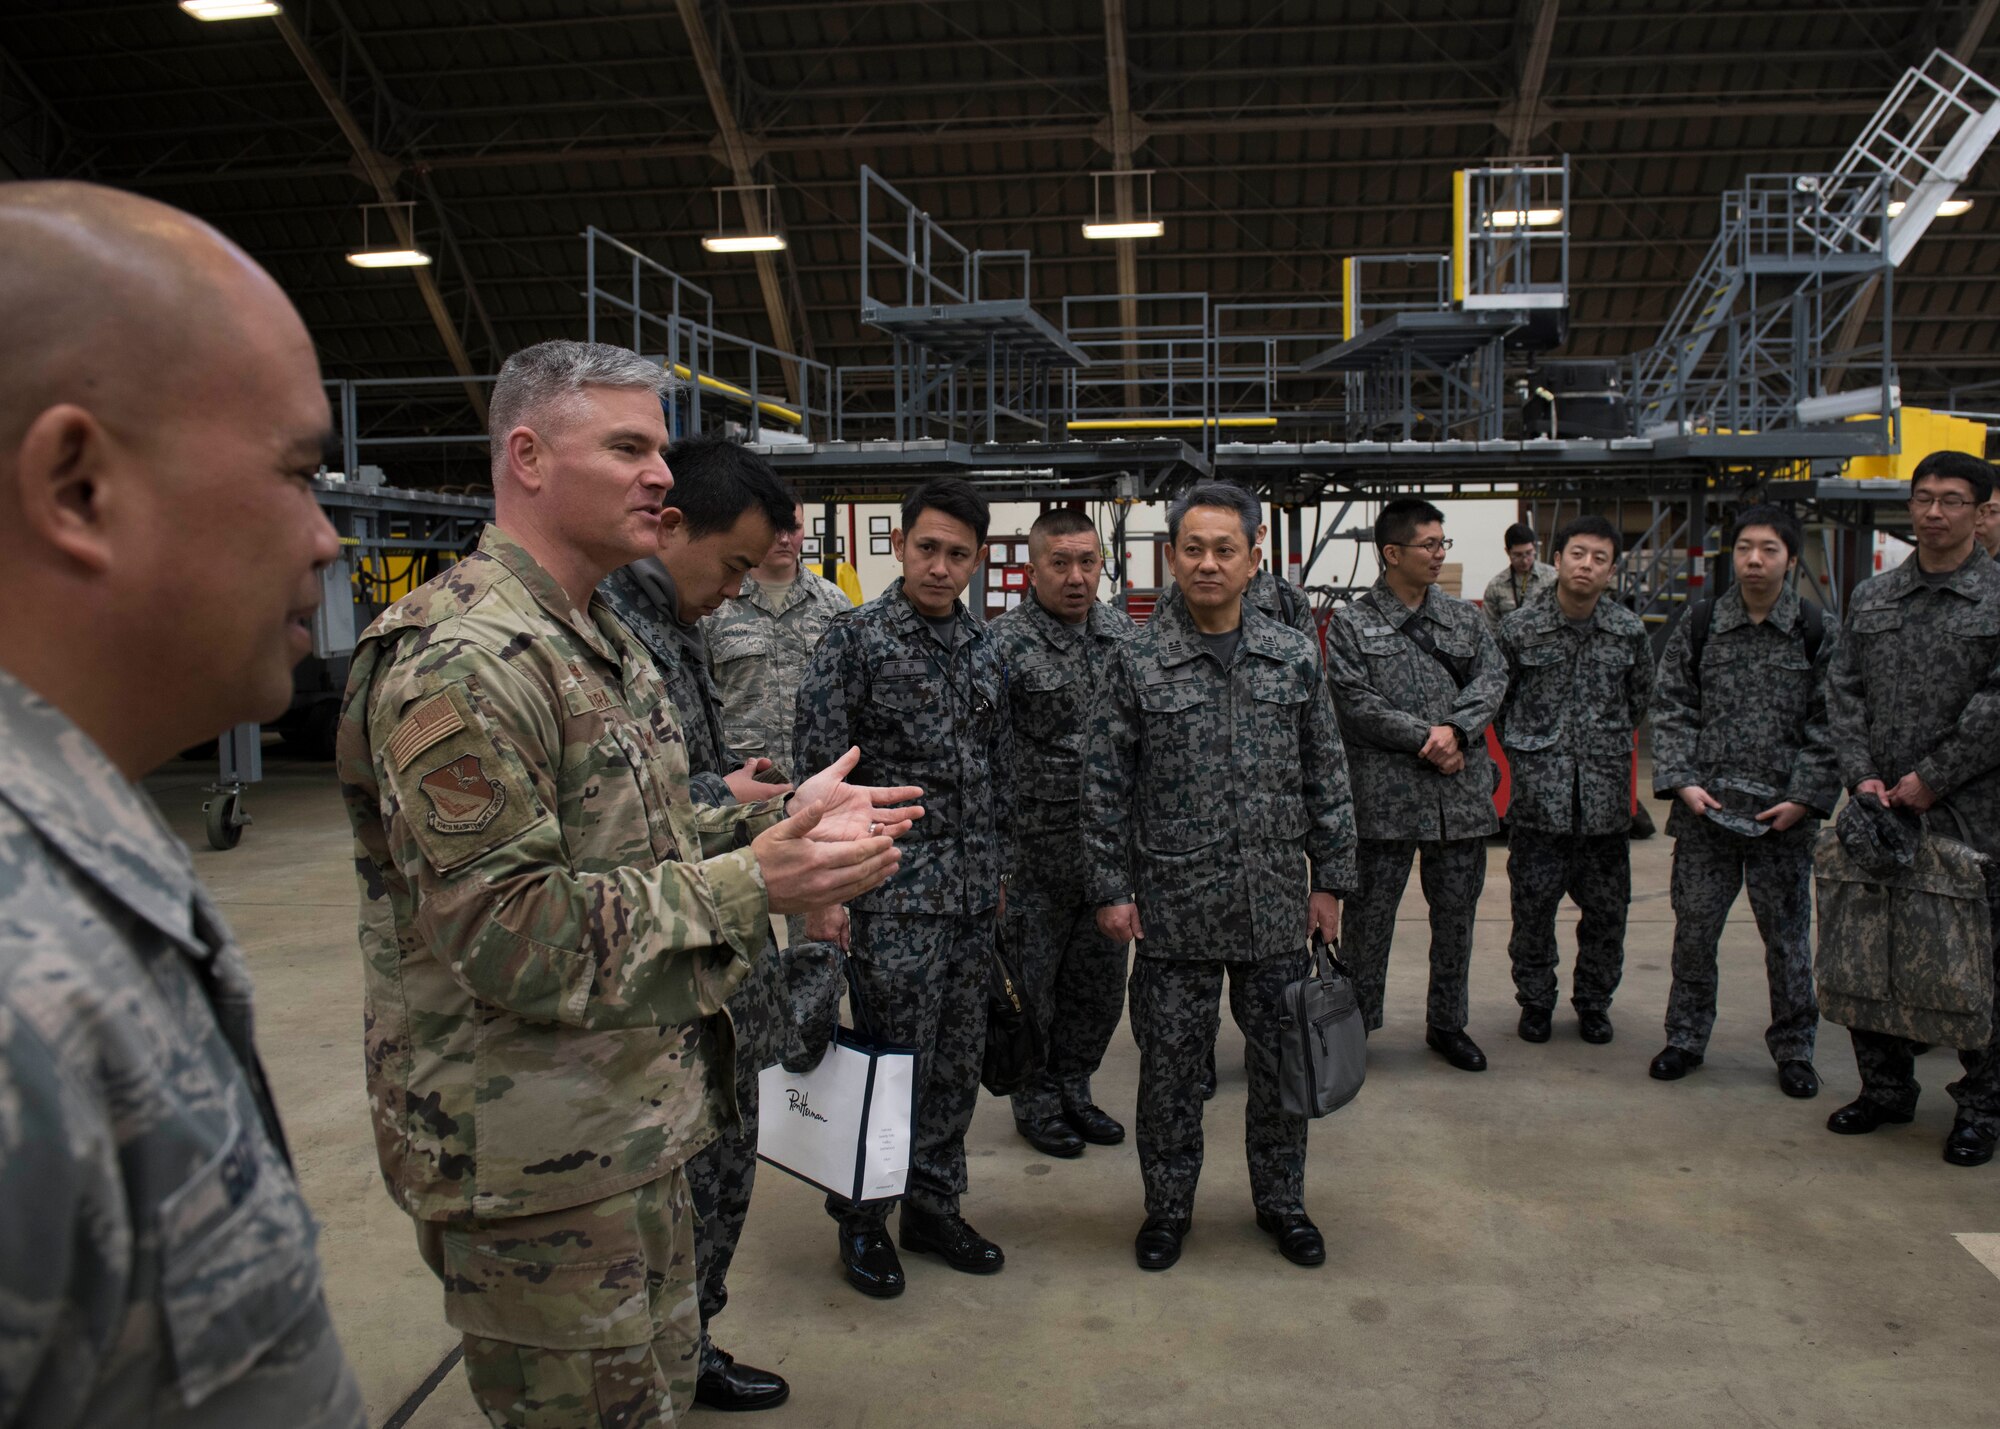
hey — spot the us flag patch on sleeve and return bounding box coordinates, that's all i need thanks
[389,692,467,770]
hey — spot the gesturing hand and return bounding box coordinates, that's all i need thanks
[725,758,792,804]
[791,746,925,843]
[754,798,902,915]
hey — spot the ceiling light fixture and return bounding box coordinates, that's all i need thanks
[1085,169,1164,242]
[345,201,432,269]
[179,1,282,19]
[703,184,787,255]
[1887,197,1973,218]
[1487,208,1564,228]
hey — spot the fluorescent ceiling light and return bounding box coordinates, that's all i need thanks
[1887,197,1973,218]
[1082,220,1165,240]
[1487,208,1564,228]
[180,1,281,18]
[346,247,432,268]
[702,234,787,253]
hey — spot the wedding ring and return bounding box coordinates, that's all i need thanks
[868,821,881,836]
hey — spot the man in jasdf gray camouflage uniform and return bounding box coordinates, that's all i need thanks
[0,182,364,1427]
[1326,498,1506,1073]
[794,476,1013,1299]
[1825,450,2000,1168]
[1648,504,1838,1100]
[340,341,922,1428]
[991,507,1136,1159]
[597,434,800,1413]
[1496,513,1654,1048]
[1087,483,1357,1274]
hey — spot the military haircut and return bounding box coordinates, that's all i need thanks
[902,476,990,545]
[1166,481,1260,543]
[1374,497,1447,551]
[488,340,674,474]
[1728,503,1803,558]
[1553,512,1622,559]
[1027,506,1100,557]
[1912,449,1996,503]
[1504,521,1538,551]
[661,433,799,538]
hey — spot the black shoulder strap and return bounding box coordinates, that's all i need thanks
[1397,607,1472,690]
[1800,600,1825,662]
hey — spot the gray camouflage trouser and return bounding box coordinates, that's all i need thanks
[1507,827,1630,1012]
[1344,837,1486,1033]
[1129,951,1310,1221]
[826,909,993,1229]
[1849,871,2000,1135]
[1664,821,1817,1062]
[1004,884,1128,1124]
[686,936,784,1370]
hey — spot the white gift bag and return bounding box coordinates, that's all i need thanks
[758,1029,916,1204]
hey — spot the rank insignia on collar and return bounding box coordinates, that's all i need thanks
[419,754,507,834]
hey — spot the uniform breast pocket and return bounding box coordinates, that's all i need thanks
[870,674,941,714]
[1944,604,2000,640]
[1358,632,1407,662]
[1848,605,1905,636]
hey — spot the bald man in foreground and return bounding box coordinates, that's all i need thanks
[0,184,364,1425]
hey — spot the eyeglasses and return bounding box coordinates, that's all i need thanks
[1908,493,1974,512]
[1390,538,1454,554]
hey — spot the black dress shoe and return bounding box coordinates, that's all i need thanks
[1826,1099,1916,1135]
[1777,1059,1820,1099]
[1015,1115,1086,1158]
[1577,1009,1614,1044]
[1649,1046,1703,1081]
[1518,1006,1552,1043]
[898,1207,1004,1274]
[1944,1119,1996,1167]
[1254,1210,1326,1267]
[695,1349,790,1412]
[839,1227,905,1298]
[1135,1216,1188,1271]
[1425,1025,1488,1072]
[1063,1101,1126,1145]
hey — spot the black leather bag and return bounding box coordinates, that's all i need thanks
[980,928,1046,1096]
[1277,935,1367,1118]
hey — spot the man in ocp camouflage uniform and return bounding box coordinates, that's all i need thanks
[1481,521,1557,635]
[1325,498,1506,1073]
[1087,483,1357,1274]
[1496,513,1654,1048]
[0,182,363,1428]
[340,341,921,1428]
[1825,450,2000,1168]
[1648,504,1838,1100]
[597,435,800,1414]
[991,507,1136,1159]
[702,496,852,952]
[794,477,1012,1300]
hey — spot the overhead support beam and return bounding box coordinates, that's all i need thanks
[1500,0,1561,155]
[1101,0,1141,409]
[674,0,807,401]
[1830,0,1997,386]
[271,10,486,422]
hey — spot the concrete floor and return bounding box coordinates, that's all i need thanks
[147,754,1999,1429]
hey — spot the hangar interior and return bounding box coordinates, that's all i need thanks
[6,3,2000,1425]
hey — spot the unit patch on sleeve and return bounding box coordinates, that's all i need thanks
[418,754,508,834]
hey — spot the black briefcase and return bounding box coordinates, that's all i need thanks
[1277,936,1367,1118]
[980,928,1046,1096]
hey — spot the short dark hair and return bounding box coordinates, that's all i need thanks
[1553,513,1622,559]
[902,477,990,545]
[660,434,798,539]
[1374,498,1446,551]
[1166,482,1262,544]
[1728,503,1804,558]
[1504,522,1538,551]
[1912,450,1996,503]
[1028,507,1099,555]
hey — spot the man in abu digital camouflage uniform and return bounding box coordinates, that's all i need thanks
[1825,450,2000,1168]
[1325,498,1506,1072]
[597,435,799,1413]
[1648,504,1839,1100]
[1087,483,1357,1274]
[0,182,363,1429]
[794,477,1013,1300]
[340,341,922,1428]
[1495,514,1654,1048]
[990,507,1136,1159]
